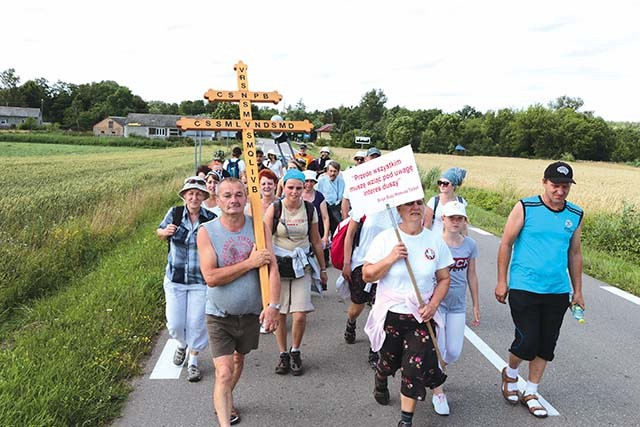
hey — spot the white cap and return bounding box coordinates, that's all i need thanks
[320,146,331,154]
[441,201,467,218]
[303,170,317,182]
[354,150,366,159]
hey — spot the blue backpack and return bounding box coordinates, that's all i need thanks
[226,158,241,178]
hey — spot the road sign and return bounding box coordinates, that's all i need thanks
[355,136,371,145]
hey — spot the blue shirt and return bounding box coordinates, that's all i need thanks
[159,206,216,284]
[316,175,345,206]
[509,196,583,294]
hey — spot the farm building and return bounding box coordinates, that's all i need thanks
[0,106,42,128]
[315,123,334,140]
[93,116,126,136]
[124,113,183,138]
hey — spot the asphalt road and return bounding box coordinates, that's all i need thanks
[113,226,640,427]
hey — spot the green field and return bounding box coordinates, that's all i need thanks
[0,141,139,156]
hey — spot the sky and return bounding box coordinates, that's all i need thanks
[3,0,640,122]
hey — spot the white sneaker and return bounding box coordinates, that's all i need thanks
[260,324,269,334]
[432,393,450,416]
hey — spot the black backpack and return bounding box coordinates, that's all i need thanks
[432,195,465,221]
[272,198,315,238]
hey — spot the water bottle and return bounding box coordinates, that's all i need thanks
[571,304,585,323]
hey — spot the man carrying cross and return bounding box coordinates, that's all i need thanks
[198,178,281,427]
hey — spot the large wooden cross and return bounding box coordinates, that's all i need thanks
[177,61,314,308]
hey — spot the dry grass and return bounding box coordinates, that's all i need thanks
[332,147,640,214]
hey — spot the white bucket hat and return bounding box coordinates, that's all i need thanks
[442,201,467,218]
[320,146,331,154]
[178,176,209,200]
[303,170,318,182]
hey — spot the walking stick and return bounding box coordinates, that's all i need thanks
[385,204,446,372]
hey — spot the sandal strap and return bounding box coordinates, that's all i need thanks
[501,367,518,383]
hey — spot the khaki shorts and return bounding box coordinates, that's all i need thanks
[279,272,315,314]
[205,314,260,358]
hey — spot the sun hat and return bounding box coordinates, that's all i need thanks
[442,201,467,218]
[544,161,576,184]
[267,148,277,157]
[441,167,466,187]
[320,146,331,154]
[354,150,367,160]
[283,169,305,184]
[366,147,381,157]
[303,170,318,182]
[178,176,209,199]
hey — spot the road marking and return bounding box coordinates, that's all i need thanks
[600,286,640,305]
[150,339,184,379]
[464,326,560,416]
[468,226,492,236]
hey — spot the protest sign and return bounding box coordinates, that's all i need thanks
[343,145,423,219]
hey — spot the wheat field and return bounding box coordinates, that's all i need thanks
[333,147,640,214]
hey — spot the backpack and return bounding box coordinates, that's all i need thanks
[432,195,465,221]
[226,158,240,178]
[167,206,216,252]
[272,198,315,238]
[330,215,365,270]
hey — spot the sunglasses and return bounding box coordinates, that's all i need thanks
[437,180,451,187]
[355,158,364,162]
[185,178,206,185]
[403,200,425,206]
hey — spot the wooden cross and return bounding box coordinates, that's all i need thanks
[177,61,314,308]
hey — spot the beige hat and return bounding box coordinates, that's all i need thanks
[303,170,318,182]
[178,176,209,200]
[320,146,331,154]
[354,150,367,159]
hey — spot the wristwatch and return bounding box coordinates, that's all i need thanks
[268,303,281,310]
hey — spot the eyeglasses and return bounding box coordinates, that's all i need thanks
[185,178,206,185]
[403,200,425,206]
[437,180,451,187]
[354,158,364,162]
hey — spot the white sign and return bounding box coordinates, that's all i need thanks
[343,145,423,218]
[355,136,371,144]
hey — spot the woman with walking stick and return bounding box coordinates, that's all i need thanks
[363,198,453,427]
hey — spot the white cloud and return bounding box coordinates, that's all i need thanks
[2,0,639,121]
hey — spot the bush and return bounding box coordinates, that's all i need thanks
[582,202,640,263]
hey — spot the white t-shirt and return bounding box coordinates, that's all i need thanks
[427,195,468,236]
[365,227,453,314]
[350,208,400,269]
[223,158,246,174]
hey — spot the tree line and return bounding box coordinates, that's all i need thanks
[2,68,639,163]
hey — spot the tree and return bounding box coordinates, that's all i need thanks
[385,115,419,150]
[419,113,461,154]
[548,96,584,111]
[456,105,482,120]
[0,68,22,106]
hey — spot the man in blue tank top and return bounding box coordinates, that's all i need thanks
[495,161,585,419]
[197,178,281,427]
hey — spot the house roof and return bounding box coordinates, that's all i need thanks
[0,106,41,118]
[316,124,334,132]
[110,116,127,127]
[126,113,182,128]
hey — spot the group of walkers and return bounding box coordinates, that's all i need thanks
[157,148,585,427]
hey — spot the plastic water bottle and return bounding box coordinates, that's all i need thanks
[571,304,585,323]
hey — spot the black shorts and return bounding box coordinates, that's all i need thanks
[349,265,377,305]
[508,290,570,361]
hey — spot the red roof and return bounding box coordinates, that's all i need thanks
[316,124,334,132]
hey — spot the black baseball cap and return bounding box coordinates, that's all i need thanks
[544,161,576,184]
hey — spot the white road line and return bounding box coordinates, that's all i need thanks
[464,326,560,416]
[600,286,640,305]
[468,226,492,236]
[150,339,184,379]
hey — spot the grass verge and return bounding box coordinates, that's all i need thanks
[0,219,166,426]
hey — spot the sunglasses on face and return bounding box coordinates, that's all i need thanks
[355,158,364,162]
[185,178,206,185]
[403,200,425,206]
[437,180,451,187]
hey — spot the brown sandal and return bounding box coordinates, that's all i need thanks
[520,393,548,418]
[501,367,519,405]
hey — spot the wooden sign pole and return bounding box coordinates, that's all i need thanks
[177,61,313,308]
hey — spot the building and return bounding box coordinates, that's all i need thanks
[0,106,42,128]
[93,116,126,136]
[124,113,182,138]
[315,123,334,140]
